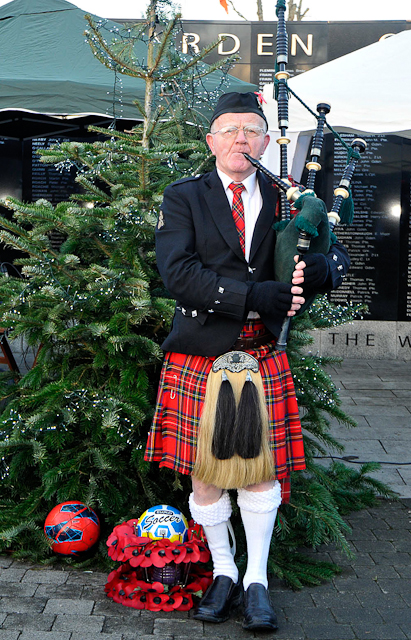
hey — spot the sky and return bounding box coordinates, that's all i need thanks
[2,0,409,22]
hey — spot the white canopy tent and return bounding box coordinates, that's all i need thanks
[260,29,411,177]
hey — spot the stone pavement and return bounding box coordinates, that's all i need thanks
[0,358,410,640]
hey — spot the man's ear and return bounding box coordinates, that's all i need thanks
[206,133,215,155]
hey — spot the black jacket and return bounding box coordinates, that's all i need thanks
[156,169,349,356]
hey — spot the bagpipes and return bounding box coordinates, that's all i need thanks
[193,2,367,489]
[246,0,367,351]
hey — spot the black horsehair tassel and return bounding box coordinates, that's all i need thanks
[212,370,236,460]
[234,371,262,459]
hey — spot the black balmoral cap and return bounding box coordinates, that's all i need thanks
[210,91,268,127]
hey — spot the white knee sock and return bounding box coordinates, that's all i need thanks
[237,483,282,591]
[189,491,238,582]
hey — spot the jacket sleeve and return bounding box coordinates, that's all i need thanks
[156,183,248,322]
[319,240,350,293]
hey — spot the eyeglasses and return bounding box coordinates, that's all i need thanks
[210,125,267,139]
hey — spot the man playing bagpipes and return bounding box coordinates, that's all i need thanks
[144,91,350,631]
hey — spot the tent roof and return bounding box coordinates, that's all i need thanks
[0,0,256,123]
[262,29,411,140]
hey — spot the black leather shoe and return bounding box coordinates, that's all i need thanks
[193,575,243,623]
[242,583,278,631]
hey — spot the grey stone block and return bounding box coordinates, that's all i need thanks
[102,614,153,634]
[52,614,105,632]
[71,635,123,640]
[331,605,384,624]
[0,568,28,583]
[19,633,71,640]
[22,569,69,585]
[43,598,94,615]
[66,572,107,586]
[153,618,203,635]
[35,583,84,599]
[93,598,141,616]
[0,558,13,569]
[0,596,47,614]
[282,606,335,624]
[352,623,407,639]
[303,622,356,639]
[0,632,21,640]
[2,612,55,630]
[0,583,37,597]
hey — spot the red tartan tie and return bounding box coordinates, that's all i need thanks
[229,182,246,254]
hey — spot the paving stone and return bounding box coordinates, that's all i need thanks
[354,565,400,579]
[303,622,356,639]
[2,612,55,630]
[353,539,396,553]
[0,596,47,614]
[81,586,107,601]
[35,583,84,599]
[71,635,123,640]
[19,633,71,640]
[0,568,28,583]
[123,636,172,640]
[66,572,108,586]
[22,569,68,585]
[379,608,411,624]
[43,598,94,615]
[355,591,409,609]
[153,618,204,635]
[102,614,153,634]
[334,577,385,593]
[370,552,411,565]
[310,592,361,608]
[93,598,142,616]
[0,559,13,570]
[0,583,37,597]
[52,614,105,632]
[282,606,335,624]
[331,605,384,624]
[352,623,407,639]
[0,632,20,640]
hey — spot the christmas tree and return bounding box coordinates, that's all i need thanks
[0,0,393,585]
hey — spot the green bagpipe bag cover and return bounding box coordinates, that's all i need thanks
[273,194,331,314]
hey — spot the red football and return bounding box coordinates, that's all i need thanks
[44,501,100,555]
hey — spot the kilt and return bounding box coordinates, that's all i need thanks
[144,320,305,502]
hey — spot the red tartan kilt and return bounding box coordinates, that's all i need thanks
[145,321,305,502]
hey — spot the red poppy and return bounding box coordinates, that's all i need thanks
[146,592,170,611]
[139,545,156,568]
[123,538,152,567]
[111,580,129,604]
[183,580,203,597]
[152,546,172,568]
[175,592,193,611]
[161,592,184,611]
[146,581,164,594]
[125,518,139,533]
[166,543,187,564]
[181,541,200,563]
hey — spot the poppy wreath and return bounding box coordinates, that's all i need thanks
[105,519,212,612]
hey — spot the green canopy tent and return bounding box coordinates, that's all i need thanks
[0,0,257,140]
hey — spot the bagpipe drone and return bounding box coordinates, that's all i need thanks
[246,0,367,351]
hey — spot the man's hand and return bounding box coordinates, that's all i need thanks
[246,281,305,318]
[292,253,330,289]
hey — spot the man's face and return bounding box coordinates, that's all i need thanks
[206,112,270,182]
